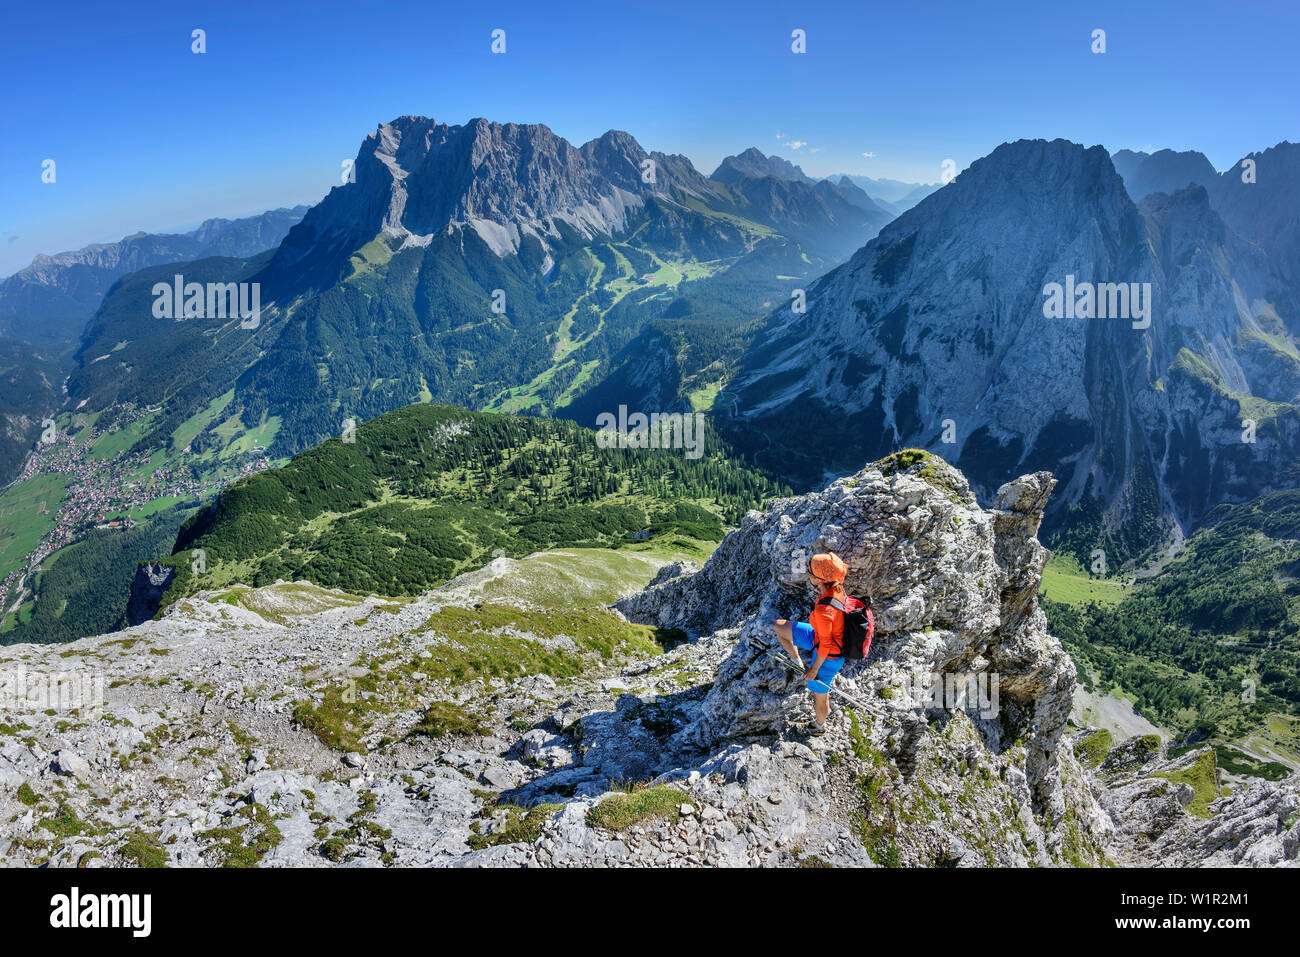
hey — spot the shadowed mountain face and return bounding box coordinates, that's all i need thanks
[1112,142,1300,300]
[1209,142,1300,296]
[824,173,941,213]
[720,138,1300,558]
[710,151,904,224]
[1110,149,1220,203]
[0,206,308,349]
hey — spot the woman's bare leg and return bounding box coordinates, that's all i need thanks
[812,691,830,725]
[773,618,797,659]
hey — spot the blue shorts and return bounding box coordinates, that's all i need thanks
[791,621,844,694]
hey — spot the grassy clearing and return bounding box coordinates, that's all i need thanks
[1040,553,1128,606]
[345,236,395,283]
[0,473,75,577]
[1194,743,1292,781]
[170,389,235,452]
[443,543,712,610]
[290,555,688,753]
[89,414,157,461]
[687,380,722,412]
[411,605,670,683]
[1239,713,1300,767]
[220,414,281,460]
[209,582,368,624]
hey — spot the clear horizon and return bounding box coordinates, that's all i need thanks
[2,0,1295,275]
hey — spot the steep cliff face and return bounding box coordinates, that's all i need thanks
[721,139,1300,546]
[264,117,889,293]
[1110,148,1219,203]
[126,563,175,626]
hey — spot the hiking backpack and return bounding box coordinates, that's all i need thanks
[816,594,875,660]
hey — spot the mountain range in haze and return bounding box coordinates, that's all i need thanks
[0,206,309,349]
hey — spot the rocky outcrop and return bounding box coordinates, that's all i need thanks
[620,457,1067,768]
[619,451,1109,864]
[1095,738,1300,867]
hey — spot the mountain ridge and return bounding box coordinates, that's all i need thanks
[718,137,1300,559]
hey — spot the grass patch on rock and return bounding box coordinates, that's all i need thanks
[848,711,902,866]
[198,802,284,867]
[119,829,169,868]
[1153,749,1219,819]
[874,449,969,505]
[39,803,96,839]
[586,784,682,832]
[410,700,489,739]
[1075,728,1113,769]
[467,803,562,850]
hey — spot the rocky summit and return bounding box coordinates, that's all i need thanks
[1,452,1296,868]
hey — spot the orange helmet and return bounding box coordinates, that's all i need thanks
[808,552,847,583]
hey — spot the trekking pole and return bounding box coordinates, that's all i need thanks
[748,636,876,713]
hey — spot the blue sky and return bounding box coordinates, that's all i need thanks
[1,0,1295,275]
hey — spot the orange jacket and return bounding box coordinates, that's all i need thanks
[810,584,846,658]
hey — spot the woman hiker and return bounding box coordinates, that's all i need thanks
[772,552,850,734]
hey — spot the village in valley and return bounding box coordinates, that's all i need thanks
[0,403,271,625]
